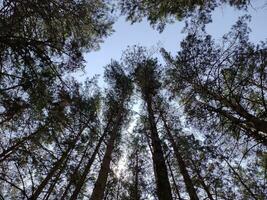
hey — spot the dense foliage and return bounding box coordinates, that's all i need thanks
[0,0,266,200]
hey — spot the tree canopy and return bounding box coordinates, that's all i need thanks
[0,0,266,200]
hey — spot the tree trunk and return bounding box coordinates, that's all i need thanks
[69,129,109,200]
[190,159,214,200]
[30,127,85,200]
[89,117,121,200]
[133,149,140,200]
[167,158,183,200]
[60,136,93,200]
[43,157,68,200]
[161,113,199,200]
[90,111,122,200]
[145,95,173,200]
[30,149,70,200]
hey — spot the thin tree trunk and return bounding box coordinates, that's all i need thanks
[30,149,70,200]
[161,113,199,200]
[224,158,258,200]
[190,159,214,200]
[59,175,72,200]
[167,158,183,200]
[69,128,110,200]
[30,127,85,200]
[43,158,68,200]
[145,95,173,200]
[60,136,93,200]
[134,150,139,200]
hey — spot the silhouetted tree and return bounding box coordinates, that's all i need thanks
[123,46,173,200]
[119,0,249,31]
[164,16,267,146]
[89,61,133,200]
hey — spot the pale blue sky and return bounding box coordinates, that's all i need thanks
[76,1,267,85]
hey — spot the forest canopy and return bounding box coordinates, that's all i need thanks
[0,0,266,200]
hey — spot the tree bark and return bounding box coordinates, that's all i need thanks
[145,95,173,200]
[60,136,93,200]
[167,158,183,200]
[69,129,109,200]
[89,116,122,200]
[161,113,199,200]
[43,157,69,200]
[30,149,70,200]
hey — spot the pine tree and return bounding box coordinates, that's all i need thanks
[89,61,133,200]
[119,0,249,31]
[164,16,267,146]
[123,46,173,200]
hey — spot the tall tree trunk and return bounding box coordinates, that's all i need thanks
[69,128,110,200]
[145,95,173,200]
[30,149,70,200]
[89,115,122,200]
[60,136,93,200]
[43,157,68,200]
[167,158,183,200]
[161,113,199,200]
[30,127,85,200]
[133,150,139,200]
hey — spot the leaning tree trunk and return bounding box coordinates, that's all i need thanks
[89,115,122,200]
[30,127,85,200]
[161,113,199,200]
[145,95,173,200]
[60,135,93,200]
[190,159,214,200]
[30,147,71,200]
[167,158,183,200]
[69,128,110,200]
[43,157,69,200]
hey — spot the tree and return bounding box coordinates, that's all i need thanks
[121,126,150,200]
[0,0,113,128]
[159,102,199,200]
[119,0,249,31]
[89,61,133,200]
[164,16,267,146]
[1,2,266,199]
[123,46,173,200]
[0,79,101,199]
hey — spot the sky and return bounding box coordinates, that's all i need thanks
[73,0,267,86]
